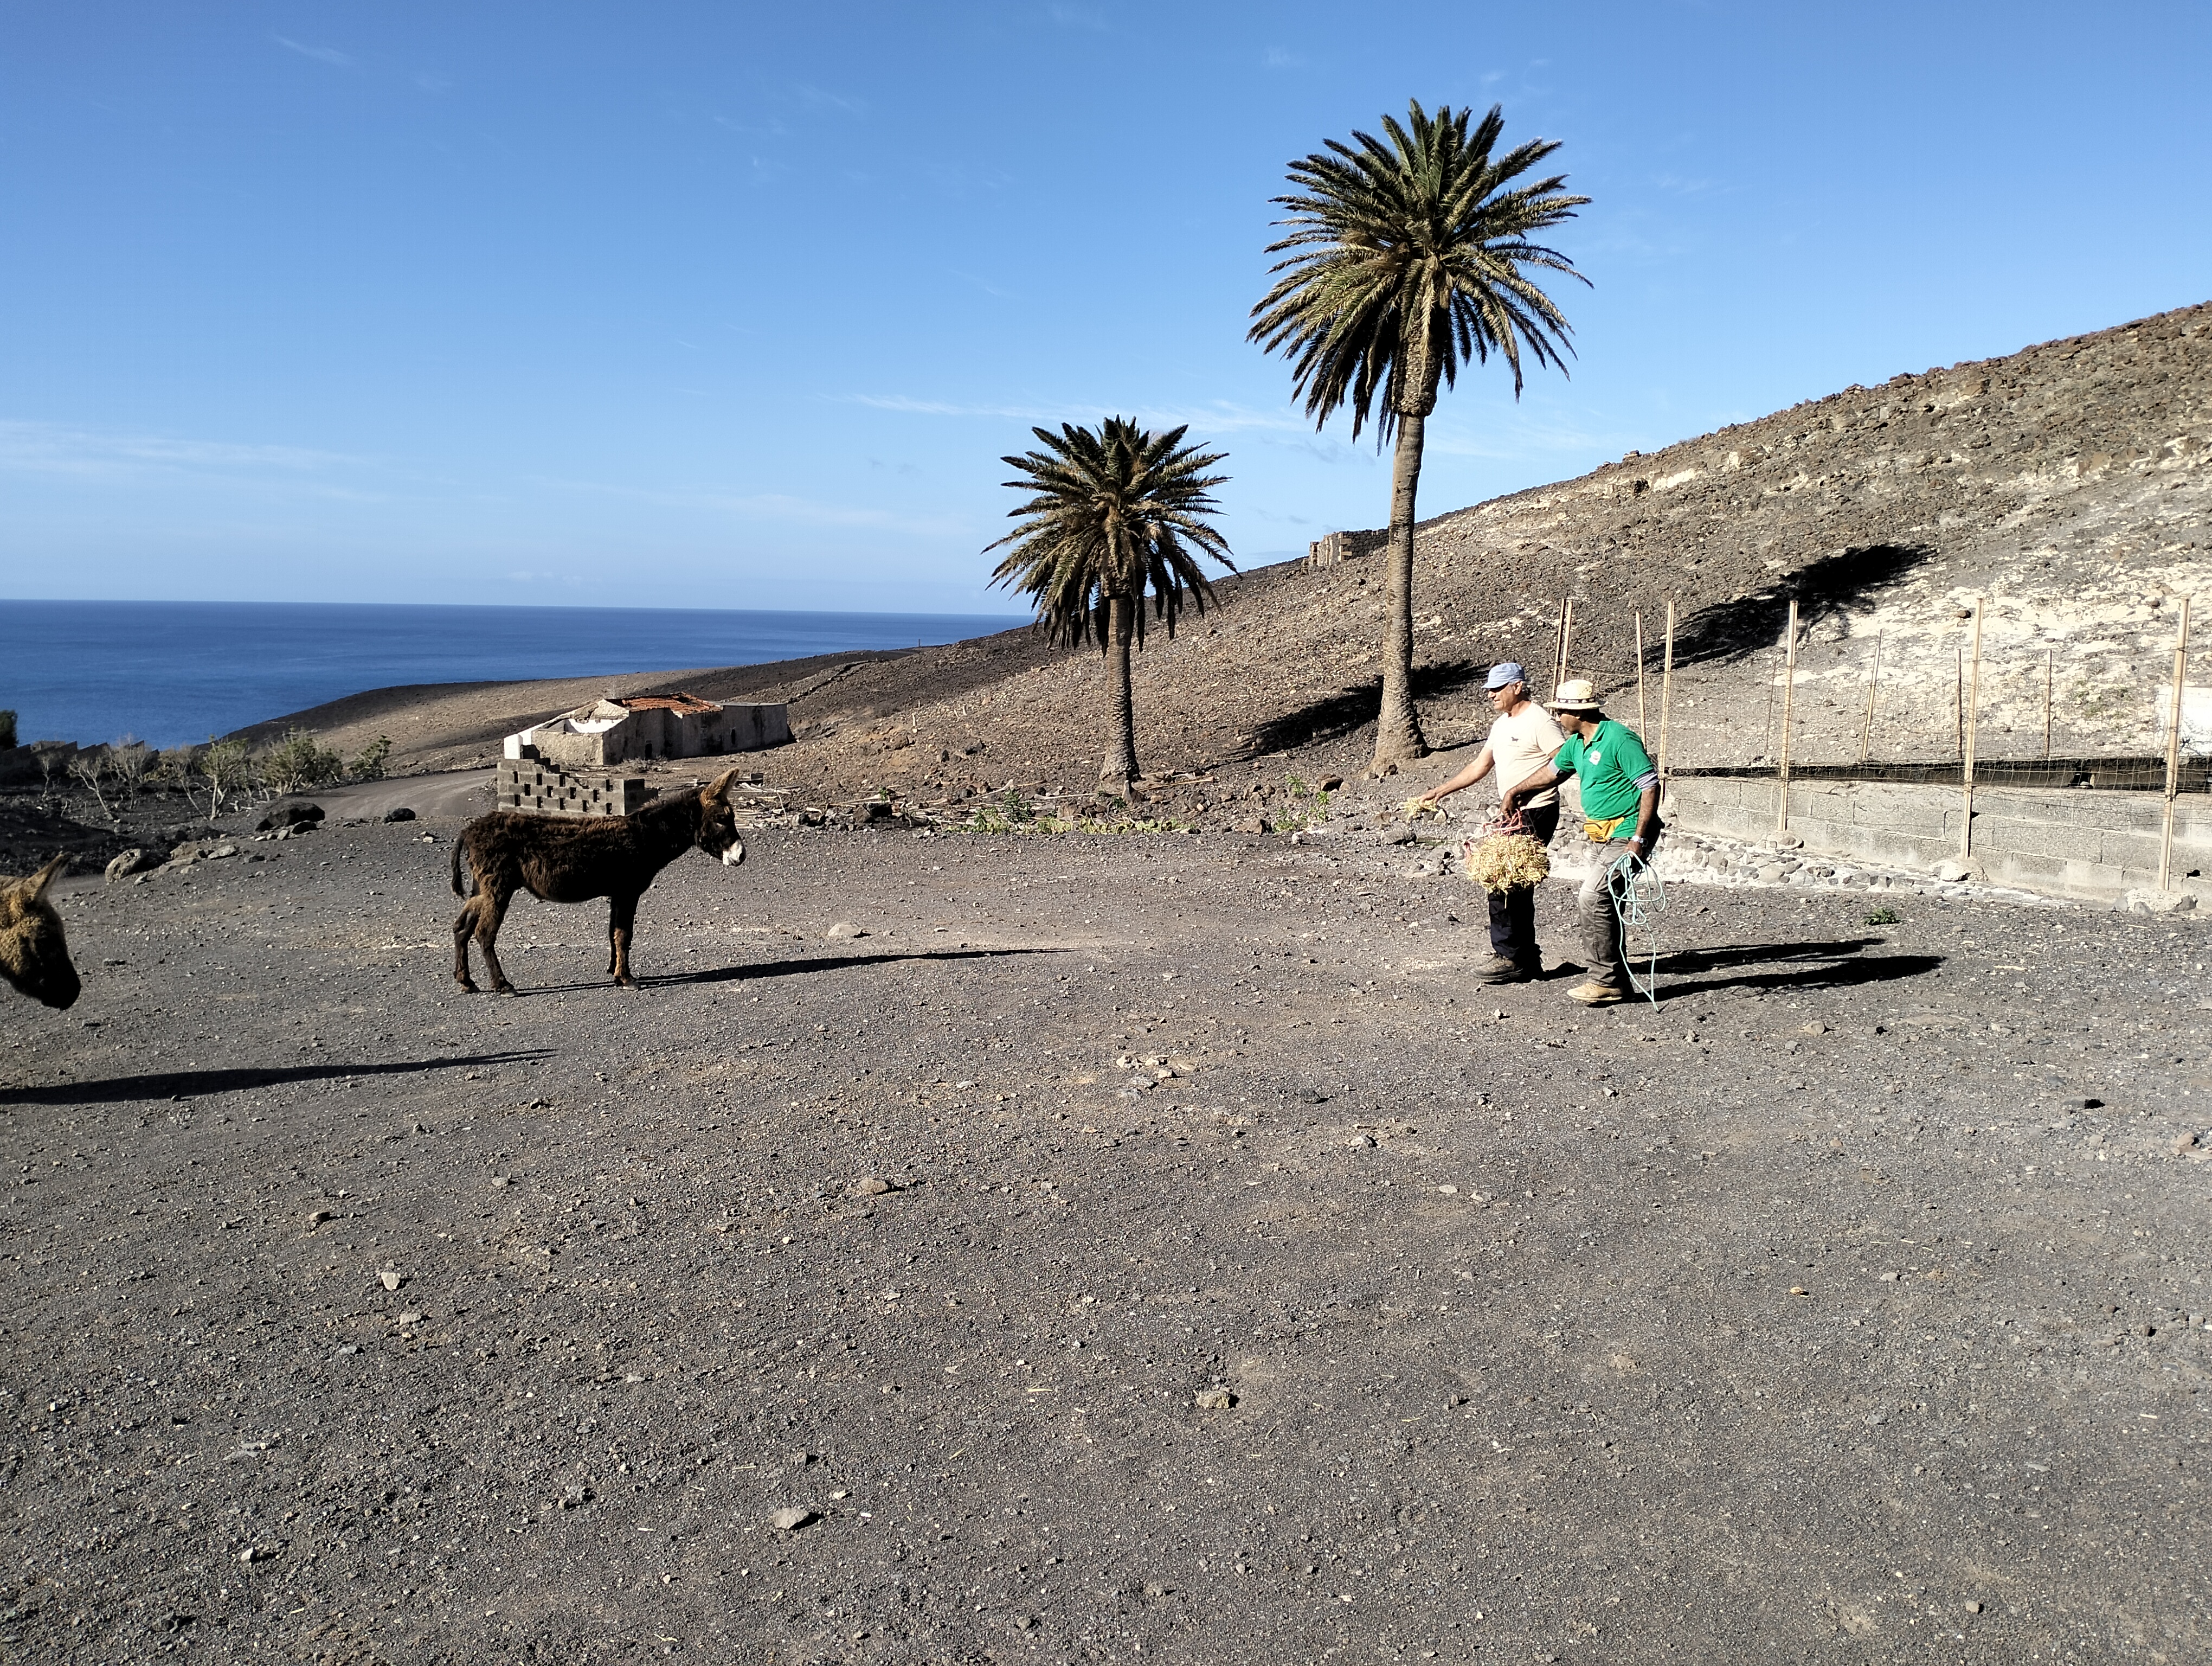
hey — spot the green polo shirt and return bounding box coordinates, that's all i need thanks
[1552,719,1657,822]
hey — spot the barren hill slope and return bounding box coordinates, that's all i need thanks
[299,302,2210,794]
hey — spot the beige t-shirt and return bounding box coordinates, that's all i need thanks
[1487,703,1566,809]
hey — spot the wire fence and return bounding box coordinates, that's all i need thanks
[1532,589,2204,887]
[1533,592,2204,785]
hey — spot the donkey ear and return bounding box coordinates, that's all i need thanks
[20,854,69,901]
[702,767,742,806]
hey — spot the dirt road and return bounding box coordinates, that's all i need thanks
[5,813,2209,1663]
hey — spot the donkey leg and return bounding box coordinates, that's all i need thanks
[609,893,641,988]
[452,900,481,992]
[475,886,520,995]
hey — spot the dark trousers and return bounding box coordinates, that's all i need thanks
[1486,802,1560,967]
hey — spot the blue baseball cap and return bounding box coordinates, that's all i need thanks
[1484,662,1528,691]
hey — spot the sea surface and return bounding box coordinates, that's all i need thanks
[2,600,1025,751]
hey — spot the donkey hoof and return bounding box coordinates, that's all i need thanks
[492,982,518,996]
[456,979,479,994]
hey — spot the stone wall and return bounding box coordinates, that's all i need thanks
[1661,774,2212,906]
[496,755,647,818]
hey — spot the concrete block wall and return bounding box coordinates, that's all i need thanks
[496,757,646,818]
[1662,775,2212,906]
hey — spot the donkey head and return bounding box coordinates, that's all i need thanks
[2,855,81,1010]
[696,769,748,868]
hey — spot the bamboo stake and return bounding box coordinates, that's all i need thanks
[1954,648,1964,760]
[1761,653,1777,759]
[1859,632,1883,765]
[1635,612,1649,736]
[2159,595,2193,891]
[1658,599,1677,783]
[1776,600,1801,834]
[1557,597,1576,690]
[2044,649,2054,758]
[1960,599,1986,860]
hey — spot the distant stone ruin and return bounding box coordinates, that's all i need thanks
[495,692,789,818]
[1304,529,1388,570]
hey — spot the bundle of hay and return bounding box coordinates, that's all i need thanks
[1464,830,1552,893]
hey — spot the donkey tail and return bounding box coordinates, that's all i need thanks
[449,834,472,898]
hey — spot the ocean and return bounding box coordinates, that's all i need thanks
[1,599,1026,751]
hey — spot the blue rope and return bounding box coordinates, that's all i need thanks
[1606,850,1666,1004]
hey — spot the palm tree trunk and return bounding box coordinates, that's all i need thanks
[1369,411,1431,774]
[1102,593,1140,782]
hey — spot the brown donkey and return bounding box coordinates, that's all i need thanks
[451,767,747,994]
[2,855,81,1010]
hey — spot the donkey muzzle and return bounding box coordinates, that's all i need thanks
[721,838,746,868]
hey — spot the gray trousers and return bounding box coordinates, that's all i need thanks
[1576,833,1657,990]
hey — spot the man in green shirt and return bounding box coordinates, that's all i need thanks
[1500,679,1661,1006]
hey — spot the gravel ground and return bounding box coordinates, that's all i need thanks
[6,810,2211,1664]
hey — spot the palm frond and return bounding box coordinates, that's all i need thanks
[987,418,1234,650]
[1248,99,1590,440]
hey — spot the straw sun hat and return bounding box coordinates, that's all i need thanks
[1546,678,1603,713]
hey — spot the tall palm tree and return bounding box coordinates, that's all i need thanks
[988,418,1233,783]
[1250,100,1587,776]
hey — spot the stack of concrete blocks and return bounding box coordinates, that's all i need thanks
[496,751,647,818]
[505,693,792,770]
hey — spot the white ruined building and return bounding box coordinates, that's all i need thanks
[503,692,792,770]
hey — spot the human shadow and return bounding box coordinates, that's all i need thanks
[1649,937,1943,1000]
[1668,543,1931,668]
[500,945,1070,995]
[1660,938,1883,973]
[0,1049,555,1107]
[1245,659,1491,757]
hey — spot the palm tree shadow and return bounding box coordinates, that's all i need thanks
[503,946,1071,995]
[1245,660,1489,757]
[1650,938,1943,999]
[0,1049,555,1107]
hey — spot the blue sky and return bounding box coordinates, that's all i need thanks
[4,2,2208,614]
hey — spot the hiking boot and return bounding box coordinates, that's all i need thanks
[1567,979,1625,1007]
[1476,955,1535,985]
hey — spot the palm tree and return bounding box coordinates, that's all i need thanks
[1250,100,1587,776]
[988,418,1234,782]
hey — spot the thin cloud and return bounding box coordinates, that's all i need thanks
[274,35,353,68]
[1262,46,1303,70]
[795,82,865,116]
[551,477,972,539]
[0,420,360,480]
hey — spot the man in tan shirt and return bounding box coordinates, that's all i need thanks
[1416,662,1566,984]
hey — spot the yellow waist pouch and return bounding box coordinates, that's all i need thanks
[1583,814,1629,843]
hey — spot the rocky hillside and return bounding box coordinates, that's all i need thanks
[280,301,2210,803]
